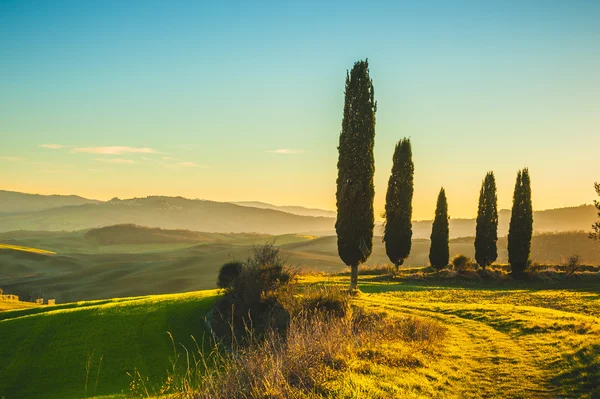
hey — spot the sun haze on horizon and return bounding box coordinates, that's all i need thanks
[0,0,598,220]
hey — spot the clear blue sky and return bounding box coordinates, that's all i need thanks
[1,0,598,219]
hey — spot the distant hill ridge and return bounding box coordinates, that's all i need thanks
[0,194,334,235]
[232,201,336,218]
[84,224,271,245]
[0,190,99,214]
[84,224,214,245]
[0,190,595,237]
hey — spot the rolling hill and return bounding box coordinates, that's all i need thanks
[0,190,99,214]
[0,225,597,303]
[0,291,217,399]
[0,196,335,235]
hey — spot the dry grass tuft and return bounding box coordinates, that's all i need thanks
[131,290,446,399]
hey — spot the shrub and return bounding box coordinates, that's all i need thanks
[452,254,471,271]
[565,254,581,275]
[212,243,296,340]
[217,261,243,289]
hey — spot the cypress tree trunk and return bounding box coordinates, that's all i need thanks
[350,264,358,290]
[508,168,533,277]
[335,59,376,291]
[383,138,414,272]
[429,188,449,271]
[475,172,498,270]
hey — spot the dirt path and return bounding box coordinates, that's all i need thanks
[359,293,572,398]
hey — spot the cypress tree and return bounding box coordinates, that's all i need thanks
[335,59,376,290]
[383,138,414,270]
[508,168,533,276]
[429,188,449,271]
[590,182,600,240]
[474,172,498,270]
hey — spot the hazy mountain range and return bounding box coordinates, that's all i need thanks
[233,201,337,218]
[0,190,100,214]
[0,190,596,237]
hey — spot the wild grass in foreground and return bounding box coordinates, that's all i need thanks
[130,246,448,398]
[131,294,445,398]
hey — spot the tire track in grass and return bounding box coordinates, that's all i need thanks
[358,294,556,398]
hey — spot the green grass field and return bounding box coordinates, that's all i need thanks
[1,227,598,304]
[0,291,218,399]
[1,274,599,398]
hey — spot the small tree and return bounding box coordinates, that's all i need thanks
[217,261,243,289]
[335,59,377,290]
[590,182,600,240]
[474,172,498,270]
[383,138,414,271]
[429,188,450,271]
[565,254,581,275]
[508,168,533,276]
[213,244,296,339]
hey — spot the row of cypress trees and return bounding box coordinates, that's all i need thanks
[336,59,535,289]
[423,168,533,276]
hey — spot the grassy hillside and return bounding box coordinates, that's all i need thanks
[83,224,267,245]
[0,228,316,302]
[0,291,218,399]
[0,227,597,303]
[1,277,598,398]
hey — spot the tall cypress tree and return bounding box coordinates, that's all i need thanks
[474,171,498,270]
[429,188,449,271]
[508,168,533,276]
[383,138,414,270]
[335,59,376,290]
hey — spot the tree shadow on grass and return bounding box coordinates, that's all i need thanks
[551,343,600,398]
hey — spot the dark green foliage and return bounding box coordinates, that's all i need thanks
[451,254,471,271]
[429,188,450,271]
[217,261,243,289]
[508,168,533,276]
[335,59,376,289]
[474,172,498,269]
[213,244,296,339]
[591,183,600,240]
[383,138,414,270]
